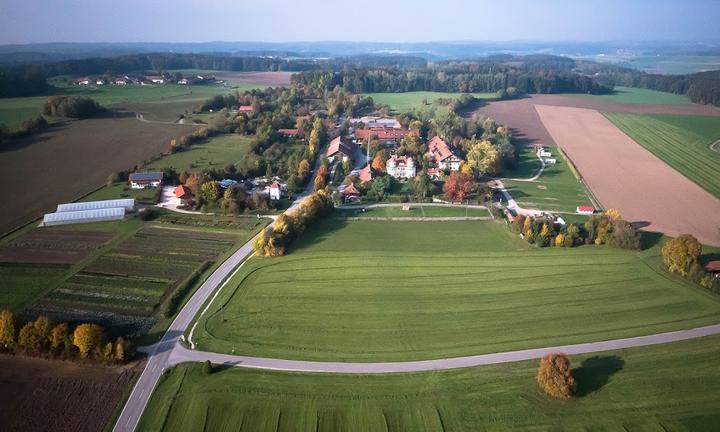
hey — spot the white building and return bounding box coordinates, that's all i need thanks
[42,208,125,227]
[57,199,135,213]
[427,136,462,171]
[539,150,552,157]
[269,181,282,201]
[386,155,416,179]
[544,158,557,164]
[128,172,164,189]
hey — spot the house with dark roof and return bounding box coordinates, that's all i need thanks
[427,136,462,171]
[129,172,164,189]
[326,136,354,163]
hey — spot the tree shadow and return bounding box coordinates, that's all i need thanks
[700,252,720,266]
[572,355,625,397]
[635,228,664,250]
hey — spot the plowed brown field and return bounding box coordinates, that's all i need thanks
[535,105,720,246]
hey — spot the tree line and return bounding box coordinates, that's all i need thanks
[605,69,720,106]
[0,310,127,364]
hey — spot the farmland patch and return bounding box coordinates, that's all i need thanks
[0,229,116,265]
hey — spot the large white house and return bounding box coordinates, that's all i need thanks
[427,136,462,171]
[128,172,164,189]
[386,155,416,179]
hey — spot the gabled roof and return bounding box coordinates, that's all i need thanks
[354,127,413,141]
[358,165,373,182]
[278,128,300,136]
[129,171,164,182]
[327,136,354,158]
[427,136,458,162]
[387,155,414,167]
[175,185,193,198]
[270,181,281,189]
[577,206,595,212]
[238,105,253,112]
[706,261,720,272]
[342,183,360,195]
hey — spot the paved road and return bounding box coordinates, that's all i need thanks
[167,323,720,374]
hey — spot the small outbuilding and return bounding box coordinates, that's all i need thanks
[342,183,361,201]
[576,205,595,215]
[705,261,720,278]
[269,181,282,201]
[174,185,194,204]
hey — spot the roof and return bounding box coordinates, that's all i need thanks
[387,155,414,167]
[43,208,125,225]
[705,261,720,272]
[577,206,595,212]
[129,171,164,182]
[238,105,253,112]
[354,127,413,141]
[175,185,193,199]
[358,165,373,182]
[218,179,237,189]
[327,136,354,158]
[427,167,440,175]
[270,181,281,189]
[427,136,457,162]
[342,183,360,195]
[278,128,300,136]
[57,199,135,213]
[348,117,400,128]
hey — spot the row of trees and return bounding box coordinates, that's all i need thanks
[0,115,49,145]
[606,69,720,107]
[510,210,641,250]
[42,96,104,118]
[0,64,48,97]
[253,189,334,257]
[0,310,126,363]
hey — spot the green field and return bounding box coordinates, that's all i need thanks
[192,219,720,361]
[604,112,720,197]
[0,265,67,310]
[147,134,254,172]
[139,334,720,432]
[364,91,497,114]
[336,205,489,218]
[503,145,593,212]
[574,86,692,105]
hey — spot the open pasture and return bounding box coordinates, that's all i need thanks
[572,86,692,105]
[364,91,496,114]
[147,134,254,172]
[139,334,720,432]
[336,205,490,219]
[604,112,720,197]
[194,219,720,361]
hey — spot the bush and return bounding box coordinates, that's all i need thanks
[537,353,575,399]
[138,208,155,221]
[607,220,641,250]
[43,96,104,118]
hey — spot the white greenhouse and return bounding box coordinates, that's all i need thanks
[42,208,126,226]
[56,198,135,213]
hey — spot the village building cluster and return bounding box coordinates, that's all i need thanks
[72,73,218,86]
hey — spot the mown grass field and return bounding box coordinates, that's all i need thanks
[503,145,593,213]
[364,91,497,114]
[139,334,720,432]
[193,219,720,361]
[336,205,490,218]
[574,86,692,105]
[147,134,254,172]
[604,112,720,197]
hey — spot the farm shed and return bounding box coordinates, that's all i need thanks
[42,208,125,227]
[129,172,164,189]
[57,198,135,213]
[576,205,595,215]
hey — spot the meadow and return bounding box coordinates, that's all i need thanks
[604,112,720,197]
[139,334,720,432]
[363,91,497,114]
[193,219,720,361]
[336,205,490,218]
[573,86,692,105]
[502,145,594,213]
[147,134,254,172]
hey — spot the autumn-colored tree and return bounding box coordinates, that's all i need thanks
[662,234,702,276]
[459,162,474,176]
[185,172,209,195]
[371,154,385,172]
[114,337,126,362]
[50,322,70,351]
[554,233,566,247]
[33,315,52,344]
[537,223,551,247]
[604,208,622,221]
[537,353,575,399]
[314,174,326,192]
[522,216,535,243]
[18,322,42,353]
[200,181,221,202]
[102,342,113,360]
[511,214,527,234]
[73,323,104,358]
[297,159,311,179]
[465,139,502,176]
[443,172,474,202]
[0,310,16,349]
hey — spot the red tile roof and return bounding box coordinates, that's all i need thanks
[427,167,440,176]
[342,183,360,195]
[270,181,281,189]
[358,165,373,182]
[238,105,253,112]
[705,261,720,272]
[327,136,354,158]
[427,136,456,162]
[175,185,193,199]
[354,127,414,141]
[388,155,414,167]
[577,206,595,212]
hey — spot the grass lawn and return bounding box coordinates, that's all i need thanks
[503,145,593,213]
[572,86,692,105]
[364,91,497,114]
[139,334,720,432]
[336,206,489,218]
[192,219,720,361]
[147,134,254,172]
[604,112,720,197]
[0,265,68,310]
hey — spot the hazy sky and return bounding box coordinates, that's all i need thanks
[1,0,719,44]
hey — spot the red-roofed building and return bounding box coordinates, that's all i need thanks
[278,128,303,139]
[174,185,193,204]
[353,127,414,143]
[238,105,254,113]
[358,165,374,183]
[386,155,416,179]
[576,206,595,215]
[327,136,354,163]
[342,183,361,201]
[704,261,720,277]
[427,136,462,171]
[269,181,282,201]
[427,167,441,179]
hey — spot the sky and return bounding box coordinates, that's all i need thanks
[0,0,719,44]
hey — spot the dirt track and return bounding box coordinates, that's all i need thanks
[535,105,720,246]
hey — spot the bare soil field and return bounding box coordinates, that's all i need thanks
[0,229,116,264]
[0,115,194,235]
[472,94,720,149]
[212,71,293,86]
[0,354,140,432]
[535,105,720,246]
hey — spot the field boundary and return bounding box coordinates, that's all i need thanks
[555,143,604,211]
